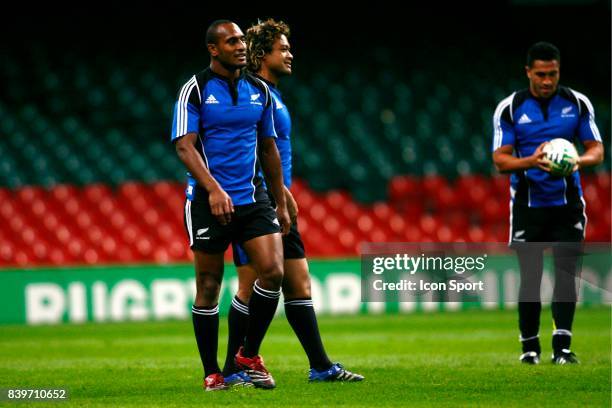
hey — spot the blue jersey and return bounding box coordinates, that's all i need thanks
[171,68,277,205]
[492,86,601,208]
[256,76,293,187]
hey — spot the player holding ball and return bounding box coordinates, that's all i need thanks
[491,42,603,365]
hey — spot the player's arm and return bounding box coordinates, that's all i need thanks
[171,78,233,224]
[257,83,290,234]
[284,185,298,224]
[174,133,234,224]
[493,143,550,173]
[259,138,290,234]
[575,140,604,170]
[492,97,550,173]
[574,93,604,171]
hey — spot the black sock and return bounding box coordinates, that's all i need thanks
[285,298,332,371]
[192,305,220,377]
[518,302,541,353]
[550,243,579,354]
[243,281,280,358]
[552,302,575,353]
[222,296,249,376]
[516,245,543,354]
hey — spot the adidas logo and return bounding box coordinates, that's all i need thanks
[517,114,532,124]
[574,222,583,231]
[205,94,219,104]
[272,218,280,226]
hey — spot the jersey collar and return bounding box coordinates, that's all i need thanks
[253,73,278,90]
[207,67,246,83]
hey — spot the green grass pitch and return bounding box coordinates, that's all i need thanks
[0,307,609,407]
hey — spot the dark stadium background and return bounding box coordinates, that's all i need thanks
[0,0,609,315]
[0,4,610,406]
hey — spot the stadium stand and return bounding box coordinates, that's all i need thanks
[0,44,609,267]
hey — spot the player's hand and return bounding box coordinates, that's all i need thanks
[571,157,581,173]
[285,188,299,224]
[276,205,291,235]
[209,187,234,225]
[559,157,577,176]
[533,142,551,172]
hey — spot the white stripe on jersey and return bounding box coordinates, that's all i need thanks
[493,93,515,150]
[570,89,602,142]
[177,77,191,137]
[580,196,588,241]
[176,76,197,137]
[251,134,258,202]
[185,199,193,246]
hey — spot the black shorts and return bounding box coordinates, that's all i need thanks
[509,203,586,245]
[183,199,281,253]
[232,222,306,267]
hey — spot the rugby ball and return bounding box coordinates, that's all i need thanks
[542,138,579,177]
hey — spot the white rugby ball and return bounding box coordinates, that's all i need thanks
[542,138,579,177]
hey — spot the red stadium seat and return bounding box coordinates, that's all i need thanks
[435,225,456,242]
[0,187,11,203]
[491,175,510,197]
[0,241,15,266]
[323,190,352,213]
[14,249,32,267]
[339,201,364,223]
[338,229,357,253]
[594,172,610,191]
[370,227,389,243]
[434,185,460,211]
[481,198,506,224]
[294,188,315,211]
[388,214,406,238]
[118,181,149,199]
[419,214,439,236]
[289,178,307,195]
[0,199,16,220]
[16,185,45,203]
[402,226,421,242]
[48,247,68,266]
[357,214,375,234]
[372,202,393,223]
[422,175,448,198]
[388,175,421,203]
[322,215,341,236]
[50,184,79,202]
[308,202,328,223]
[467,226,485,243]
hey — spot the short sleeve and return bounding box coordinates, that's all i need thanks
[171,76,201,141]
[492,94,516,151]
[257,88,277,139]
[571,90,602,143]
